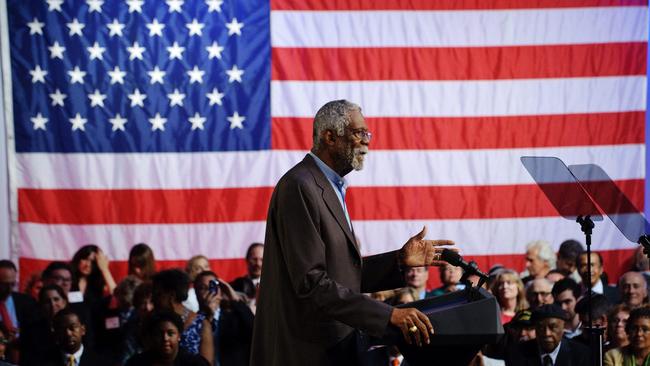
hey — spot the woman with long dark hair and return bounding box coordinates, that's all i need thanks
[128,243,156,281]
[70,244,117,301]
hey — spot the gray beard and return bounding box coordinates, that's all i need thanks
[345,145,368,171]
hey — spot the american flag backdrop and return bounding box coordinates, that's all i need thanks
[1,0,648,287]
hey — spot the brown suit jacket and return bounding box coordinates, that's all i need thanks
[250,154,404,366]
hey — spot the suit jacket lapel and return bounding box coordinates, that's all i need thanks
[303,155,361,259]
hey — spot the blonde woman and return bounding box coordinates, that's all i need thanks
[492,269,529,324]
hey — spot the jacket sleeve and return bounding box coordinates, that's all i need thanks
[361,251,405,293]
[273,177,394,337]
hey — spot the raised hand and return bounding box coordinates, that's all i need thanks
[400,226,455,267]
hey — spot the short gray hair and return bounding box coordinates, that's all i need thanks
[527,240,556,269]
[312,100,361,151]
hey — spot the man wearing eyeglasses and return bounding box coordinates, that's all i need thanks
[250,100,455,366]
[526,278,554,311]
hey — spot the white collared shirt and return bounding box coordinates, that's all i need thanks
[539,341,561,365]
[64,344,84,366]
[591,279,604,294]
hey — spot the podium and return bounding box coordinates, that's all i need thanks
[379,287,504,366]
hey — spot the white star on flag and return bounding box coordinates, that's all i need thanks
[68,66,86,84]
[128,88,147,107]
[31,113,48,130]
[49,89,66,106]
[187,66,205,84]
[186,19,204,36]
[206,42,223,59]
[88,89,107,107]
[127,42,146,61]
[29,65,47,83]
[46,0,63,12]
[166,42,185,60]
[107,19,125,37]
[166,0,183,12]
[70,113,87,131]
[66,18,85,36]
[226,65,244,83]
[189,112,206,130]
[109,114,127,131]
[149,113,167,131]
[27,18,45,35]
[87,42,105,60]
[108,66,126,84]
[146,19,165,37]
[148,66,166,84]
[206,0,223,12]
[167,89,185,107]
[206,88,224,106]
[126,0,144,13]
[48,42,65,59]
[227,111,245,129]
[86,0,104,12]
[226,18,244,36]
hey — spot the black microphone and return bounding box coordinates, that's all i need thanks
[440,249,489,281]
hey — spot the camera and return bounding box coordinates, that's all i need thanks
[208,279,220,294]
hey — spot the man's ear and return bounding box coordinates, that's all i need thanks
[323,130,337,146]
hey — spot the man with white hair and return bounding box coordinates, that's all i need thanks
[521,240,556,285]
[619,271,648,309]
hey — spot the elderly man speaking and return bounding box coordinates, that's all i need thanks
[250,100,455,366]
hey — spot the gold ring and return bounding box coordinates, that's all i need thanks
[409,325,418,333]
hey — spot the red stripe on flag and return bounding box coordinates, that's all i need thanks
[272,43,647,81]
[18,180,643,223]
[272,0,647,10]
[18,188,273,224]
[18,257,247,292]
[272,112,645,151]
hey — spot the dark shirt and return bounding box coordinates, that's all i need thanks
[125,350,210,366]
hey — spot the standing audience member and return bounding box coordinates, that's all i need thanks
[71,245,117,301]
[557,239,584,284]
[403,267,429,300]
[521,240,556,284]
[577,251,619,304]
[545,269,567,284]
[128,243,156,282]
[195,271,254,366]
[525,278,554,310]
[21,285,69,366]
[41,262,74,295]
[634,246,650,289]
[0,324,16,366]
[574,293,611,350]
[429,263,464,296]
[552,278,582,338]
[492,269,528,325]
[184,256,211,312]
[42,308,106,366]
[607,304,631,350]
[0,260,39,364]
[605,306,650,366]
[125,311,209,366]
[152,269,214,364]
[38,285,68,321]
[231,243,264,308]
[23,273,42,302]
[505,304,590,366]
[619,272,648,310]
[121,283,154,364]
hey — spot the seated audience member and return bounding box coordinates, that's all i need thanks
[152,269,213,364]
[121,283,153,364]
[505,304,590,366]
[552,278,582,338]
[0,324,16,366]
[184,256,211,312]
[403,266,429,300]
[386,287,420,306]
[429,263,463,296]
[574,293,611,350]
[492,269,528,324]
[41,262,74,295]
[526,278,554,310]
[608,304,631,350]
[128,243,156,282]
[71,245,117,302]
[604,306,650,366]
[545,269,568,284]
[521,240,556,284]
[195,271,254,366]
[42,308,106,366]
[557,239,584,284]
[231,243,264,303]
[619,272,648,310]
[23,273,42,301]
[577,251,619,304]
[125,311,209,366]
[0,260,39,364]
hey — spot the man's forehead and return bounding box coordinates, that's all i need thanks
[348,109,366,129]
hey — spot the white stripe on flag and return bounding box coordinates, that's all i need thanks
[16,144,644,189]
[271,7,648,47]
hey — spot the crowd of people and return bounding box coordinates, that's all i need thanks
[0,238,649,365]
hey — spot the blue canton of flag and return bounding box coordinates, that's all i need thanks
[8,0,270,153]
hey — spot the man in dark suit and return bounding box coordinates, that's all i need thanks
[576,251,619,304]
[231,243,264,302]
[250,100,455,366]
[42,308,107,366]
[505,304,590,366]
